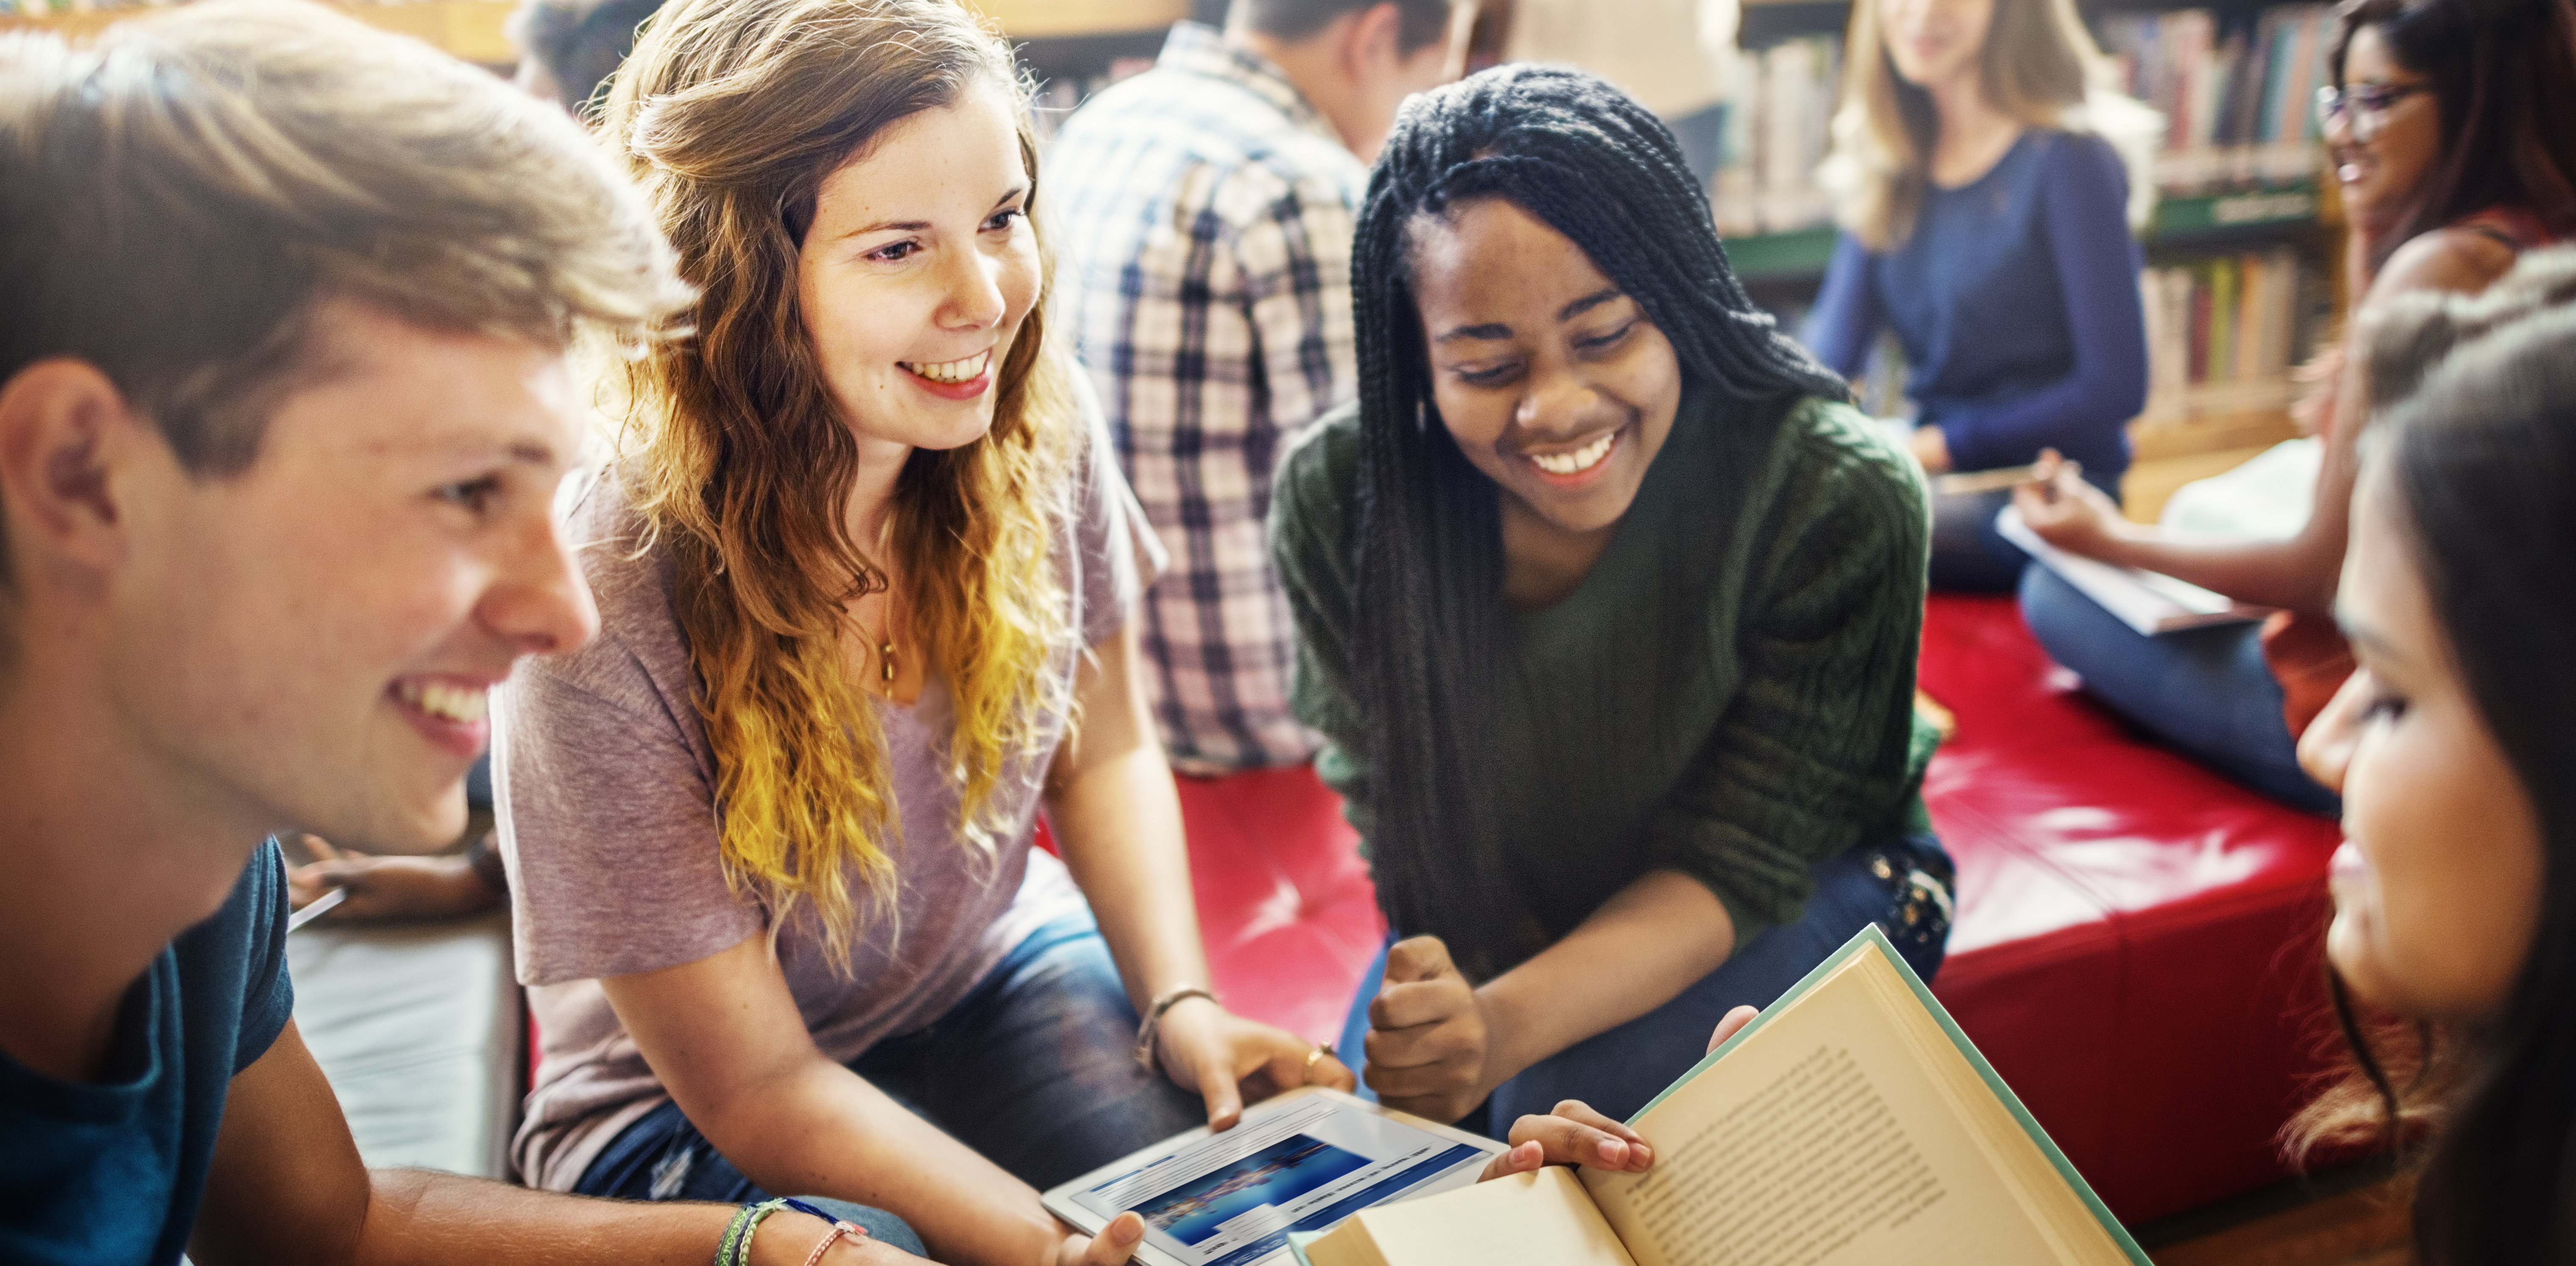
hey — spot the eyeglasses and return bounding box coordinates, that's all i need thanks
[2315,81,2435,137]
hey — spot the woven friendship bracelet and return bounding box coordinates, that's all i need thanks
[719,1198,794,1266]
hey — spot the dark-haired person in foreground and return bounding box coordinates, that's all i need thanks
[1272,65,1953,1133]
[0,6,916,1262]
[1049,0,1455,775]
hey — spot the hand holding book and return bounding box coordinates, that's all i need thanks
[1296,929,2150,1266]
[1473,1006,1757,1182]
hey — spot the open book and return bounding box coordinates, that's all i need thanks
[1996,504,2266,635]
[1291,927,2148,1266]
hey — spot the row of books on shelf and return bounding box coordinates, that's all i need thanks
[1707,2,2335,238]
[2099,4,2335,192]
[2142,247,2323,402]
[1711,35,1840,239]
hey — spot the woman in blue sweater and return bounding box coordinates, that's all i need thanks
[1801,0,2155,590]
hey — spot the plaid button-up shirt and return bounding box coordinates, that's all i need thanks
[1049,23,1365,774]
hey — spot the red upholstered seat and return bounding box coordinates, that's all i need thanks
[1173,594,2351,1225]
[1174,767,1386,1046]
[1919,593,2346,1222]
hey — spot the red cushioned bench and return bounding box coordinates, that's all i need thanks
[1177,593,2348,1225]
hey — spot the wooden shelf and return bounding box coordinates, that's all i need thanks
[0,0,516,62]
[2129,379,2306,462]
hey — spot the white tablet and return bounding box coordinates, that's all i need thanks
[1041,1087,1503,1266]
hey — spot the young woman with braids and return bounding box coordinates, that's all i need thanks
[2014,0,2576,813]
[493,2,1347,1263]
[1273,65,1953,1134]
[1477,254,2576,1225]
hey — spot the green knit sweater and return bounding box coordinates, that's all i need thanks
[1270,390,1940,946]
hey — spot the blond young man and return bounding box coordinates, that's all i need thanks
[0,5,921,1262]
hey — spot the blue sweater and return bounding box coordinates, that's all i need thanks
[1802,130,2148,480]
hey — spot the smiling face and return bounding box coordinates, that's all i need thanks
[1878,0,1997,92]
[117,298,598,851]
[797,80,1040,462]
[2301,464,2545,1021]
[2329,25,2443,233]
[1408,197,1682,541]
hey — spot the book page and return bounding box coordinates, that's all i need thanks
[1308,1166,1638,1266]
[1849,954,2137,1264]
[1582,955,2067,1266]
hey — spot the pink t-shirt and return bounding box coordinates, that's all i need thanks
[496,412,1157,1189]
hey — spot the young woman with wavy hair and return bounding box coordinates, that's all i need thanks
[2014,0,2576,812]
[1276,66,1953,1135]
[1801,0,2159,592]
[2284,249,2576,1263]
[493,2,1345,1263]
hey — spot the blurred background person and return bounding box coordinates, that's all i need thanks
[1049,0,1456,777]
[2013,0,2576,811]
[509,0,665,117]
[1802,0,2158,592]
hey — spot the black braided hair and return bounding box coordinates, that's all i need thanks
[1346,64,1850,981]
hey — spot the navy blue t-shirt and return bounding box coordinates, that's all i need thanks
[0,842,295,1266]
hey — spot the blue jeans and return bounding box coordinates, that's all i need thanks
[1336,836,1953,1132]
[2019,565,2339,814]
[574,915,1205,1205]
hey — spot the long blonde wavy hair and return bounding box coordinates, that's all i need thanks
[600,0,1080,962]
[1818,0,2160,249]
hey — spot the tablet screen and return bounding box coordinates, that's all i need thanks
[1057,1093,1491,1266]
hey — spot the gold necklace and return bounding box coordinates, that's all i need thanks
[869,522,900,689]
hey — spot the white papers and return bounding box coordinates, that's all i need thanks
[1997,506,2266,635]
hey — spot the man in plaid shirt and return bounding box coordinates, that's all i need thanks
[1049,0,1454,774]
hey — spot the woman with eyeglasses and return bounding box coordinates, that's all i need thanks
[2010,0,2576,813]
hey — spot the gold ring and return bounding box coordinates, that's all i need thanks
[1303,1045,1328,1083]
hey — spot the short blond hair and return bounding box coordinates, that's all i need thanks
[0,0,689,475]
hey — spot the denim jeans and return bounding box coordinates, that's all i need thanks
[2019,565,2340,814]
[1336,836,1954,1133]
[574,914,1205,1207]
